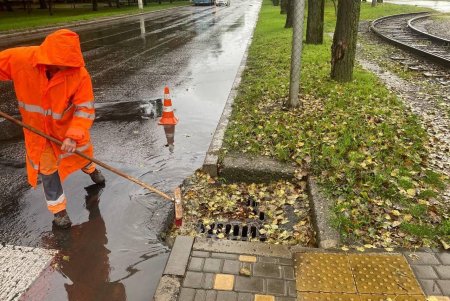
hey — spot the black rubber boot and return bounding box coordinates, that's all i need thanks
[89,169,105,185]
[53,210,72,229]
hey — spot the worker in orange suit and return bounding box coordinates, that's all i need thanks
[0,29,105,229]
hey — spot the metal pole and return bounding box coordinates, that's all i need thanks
[288,0,306,108]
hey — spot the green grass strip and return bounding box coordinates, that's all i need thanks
[223,0,448,248]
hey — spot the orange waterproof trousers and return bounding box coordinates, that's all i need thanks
[40,142,96,214]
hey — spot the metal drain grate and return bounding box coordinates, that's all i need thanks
[197,197,267,241]
[197,222,267,242]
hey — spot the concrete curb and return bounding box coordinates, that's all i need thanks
[0,5,189,40]
[219,152,297,183]
[153,236,194,301]
[306,177,340,249]
[193,237,292,258]
[201,1,261,178]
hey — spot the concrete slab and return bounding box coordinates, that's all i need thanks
[164,236,194,276]
[193,238,291,259]
[220,152,297,183]
[0,244,56,301]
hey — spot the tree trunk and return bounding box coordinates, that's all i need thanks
[39,0,47,9]
[272,0,279,6]
[48,0,53,15]
[330,0,361,82]
[371,0,376,7]
[93,0,98,11]
[306,0,324,44]
[3,0,13,11]
[285,0,294,28]
[280,0,287,14]
[116,0,120,8]
[377,0,383,3]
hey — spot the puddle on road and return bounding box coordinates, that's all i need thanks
[0,0,262,299]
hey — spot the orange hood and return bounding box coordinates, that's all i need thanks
[35,29,85,68]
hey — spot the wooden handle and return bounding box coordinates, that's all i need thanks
[0,110,173,201]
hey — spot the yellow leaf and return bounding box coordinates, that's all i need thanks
[384,248,394,252]
[217,233,225,239]
[403,214,413,222]
[391,210,401,216]
[341,246,349,251]
[356,246,365,252]
[406,189,416,197]
[440,239,450,250]
[364,244,374,249]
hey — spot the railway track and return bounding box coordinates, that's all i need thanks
[370,12,450,68]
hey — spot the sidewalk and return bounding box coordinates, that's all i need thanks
[153,237,450,301]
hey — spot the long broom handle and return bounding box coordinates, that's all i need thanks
[0,110,173,202]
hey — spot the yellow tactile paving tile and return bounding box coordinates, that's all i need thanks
[239,255,257,263]
[359,294,426,301]
[213,274,234,290]
[427,297,450,301]
[254,295,275,301]
[348,254,423,295]
[295,253,356,293]
[298,292,361,301]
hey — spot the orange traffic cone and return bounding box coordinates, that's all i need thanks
[159,86,178,125]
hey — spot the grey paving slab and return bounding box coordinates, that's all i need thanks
[282,266,295,280]
[203,273,214,290]
[437,252,450,265]
[179,288,196,301]
[276,297,296,301]
[259,257,277,263]
[203,258,223,273]
[223,260,241,275]
[192,251,210,258]
[253,262,282,278]
[418,279,442,296]
[404,252,440,265]
[211,253,239,260]
[286,281,296,297]
[195,289,206,301]
[183,272,204,289]
[164,236,194,276]
[437,279,450,295]
[266,278,285,295]
[0,244,56,301]
[278,258,294,266]
[189,257,205,272]
[216,291,237,301]
[411,265,439,279]
[193,238,292,259]
[237,292,253,301]
[206,290,217,301]
[435,265,450,279]
[234,276,264,293]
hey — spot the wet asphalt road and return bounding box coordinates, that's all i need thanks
[0,1,261,300]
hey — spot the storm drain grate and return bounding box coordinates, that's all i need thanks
[197,222,267,242]
[197,198,267,242]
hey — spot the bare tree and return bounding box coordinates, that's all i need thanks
[93,0,98,11]
[371,0,376,7]
[39,0,47,9]
[3,0,13,11]
[330,0,361,82]
[306,0,325,44]
[280,0,287,14]
[285,0,294,28]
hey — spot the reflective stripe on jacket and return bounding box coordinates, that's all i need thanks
[0,29,95,187]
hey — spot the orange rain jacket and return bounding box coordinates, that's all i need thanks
[0,29,95,187]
